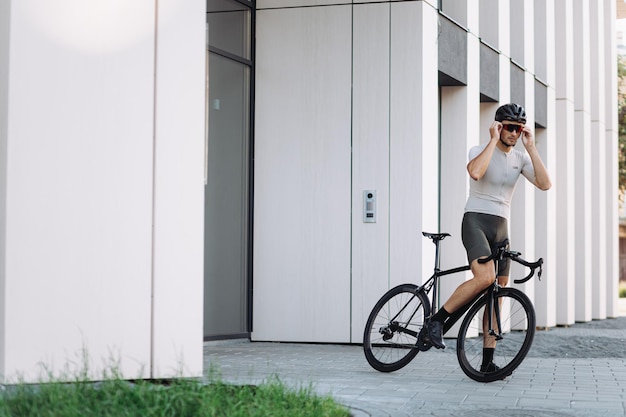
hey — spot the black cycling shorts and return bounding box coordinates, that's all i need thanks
[461,212,510,276]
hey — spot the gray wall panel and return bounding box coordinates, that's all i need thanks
[480,42,499,102]
[438,15,467,86]
[510,62,525,106]
[535,79,548,128]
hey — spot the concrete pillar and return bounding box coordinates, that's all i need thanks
[152,0,206,378]
[388,1,439,286]
[510,1,536,306]
[532,0,558,329]
[573,0,593,322]
[554,0,577,325]
[439,0,480,311]
[589,0,607,320]
[604,0,620,318]
[0,0,206,382]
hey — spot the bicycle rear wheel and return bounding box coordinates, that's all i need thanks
[363,284,430,372]
[456,287,535,382]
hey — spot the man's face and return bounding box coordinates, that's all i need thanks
[500,122,524,147]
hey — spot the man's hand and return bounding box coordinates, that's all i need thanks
[489,121,502,141]
[521,126,535,149]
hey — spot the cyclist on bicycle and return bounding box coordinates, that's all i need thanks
[425,103,551,373]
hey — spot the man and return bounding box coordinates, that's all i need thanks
[426,103,551,373]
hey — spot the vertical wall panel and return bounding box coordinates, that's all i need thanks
[573,0,593,322]
[389,1,439,287]
[498,0,511,58]
[502,1,532,301]
[533,0,557,329]
[253,5,352,342]
[554,0,576,325]
[589,0,607,320]
[509,0,525,66]
[534,0,548,82]
[439,87,475,302]
[510,72,537,307]
[351,3,390,342]
[0,0,9,379]
[511,2,538,318]
[152,0,206,378]
[604,0,620,318]
[479,0,499,48]
[439,2,480,317]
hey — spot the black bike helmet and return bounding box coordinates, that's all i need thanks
[495,103,526,124]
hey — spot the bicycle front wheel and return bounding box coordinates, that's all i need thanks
[456,287,535,382]
[363,284,430,372]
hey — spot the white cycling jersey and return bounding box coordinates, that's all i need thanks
[464,143,536,221]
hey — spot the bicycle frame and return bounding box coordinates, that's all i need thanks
[418,235,542,339]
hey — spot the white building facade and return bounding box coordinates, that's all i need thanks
[0,0,619,382]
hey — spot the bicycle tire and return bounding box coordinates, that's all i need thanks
[456,287,535,382]
[363,284,430,372]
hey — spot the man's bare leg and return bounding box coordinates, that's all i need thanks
[443,258,496,313]
[426,258,496,349]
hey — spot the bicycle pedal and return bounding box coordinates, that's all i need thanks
[416,327,433,351]
[379,326,394,341]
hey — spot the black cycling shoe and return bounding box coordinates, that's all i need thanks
[417,326,432,351]
[480,362,500,373]
[426,321,445,349]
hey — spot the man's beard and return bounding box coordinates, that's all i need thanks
[499,136,513,148]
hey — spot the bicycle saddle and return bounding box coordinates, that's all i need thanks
[422,232,451,241]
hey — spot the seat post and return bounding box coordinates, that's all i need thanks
[432,238,442,314]
[433,238,442,273]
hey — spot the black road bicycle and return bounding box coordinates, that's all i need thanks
[363,232,543,382]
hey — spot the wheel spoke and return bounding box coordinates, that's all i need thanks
[456,288,535,382]
[363,285,429,372]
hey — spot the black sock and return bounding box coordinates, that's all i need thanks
[431,307,450,323]
[482,348,495,367]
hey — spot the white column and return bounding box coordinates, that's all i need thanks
[0,0,9,382]
[439,0,480,310]
[604,0,620,317]
[533,0,557,329]
[511,0,536,307]
[152,0,206,378]
[389,1,439,286]
[588,0,607,320]
[573,0,593,322]
[554,0,576,325]
[2,1,157,382]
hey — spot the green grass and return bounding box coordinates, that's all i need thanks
[0,374,351,417]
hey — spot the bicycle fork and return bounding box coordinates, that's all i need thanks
[486,254,505,341]
[486,286,504,341]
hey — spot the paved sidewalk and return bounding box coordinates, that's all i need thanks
[204,304,626,417]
